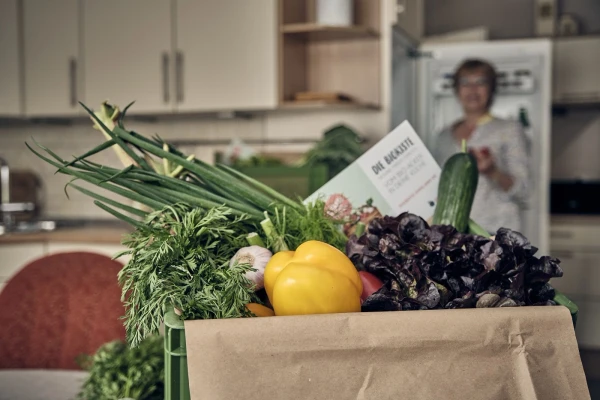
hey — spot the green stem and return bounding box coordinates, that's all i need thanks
[468,218,491,238]
[26,142,166,210]
[246,232,266,247]
[130,171,262,217]
[64,139,117,167]
[88,115,275,210]
[93,201,145,228]
[461,139,467,153]
[218,164,303,211]
[71,158,262,217]
[354,222,366,237]
[85,104,153,171]
[260,212,289,252]
[70,184,148,218]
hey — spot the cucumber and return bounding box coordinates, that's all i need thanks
[433,141,479,233]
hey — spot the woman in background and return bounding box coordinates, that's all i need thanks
[433,58,531,234]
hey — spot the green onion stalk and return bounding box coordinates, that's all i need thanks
[26,101,348,251]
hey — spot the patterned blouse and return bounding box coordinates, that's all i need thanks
[432,117,531,234]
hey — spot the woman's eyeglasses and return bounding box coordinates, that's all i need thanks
[457,76,489,88]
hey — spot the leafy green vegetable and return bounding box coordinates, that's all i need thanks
[26,101,348,254]
[117,204,259,347]
[231,155,284,168]
[25,102,355,346]
[347,213,565,311]
[302,124,364,180]
[77,335,164,400]
[272,200,347,251]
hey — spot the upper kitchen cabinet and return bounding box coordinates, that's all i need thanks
[175,0,278,112]
[0,0,22,116]
[82,0,173,114]
[553,36,600,105]
[279,0,382,110]
[23,0,81,117]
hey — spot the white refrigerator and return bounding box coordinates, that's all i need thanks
[391,34,552,255]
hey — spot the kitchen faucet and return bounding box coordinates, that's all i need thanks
[0,157,35,230]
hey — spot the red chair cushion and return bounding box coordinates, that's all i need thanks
[0,251,126,370]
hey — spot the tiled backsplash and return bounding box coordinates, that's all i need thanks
[0,110,387,218]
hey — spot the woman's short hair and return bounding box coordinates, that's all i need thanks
[452,58,498,106]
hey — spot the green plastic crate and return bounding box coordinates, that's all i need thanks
[163,297,578,400]
[164,311,190,400]
[234,165,329,200]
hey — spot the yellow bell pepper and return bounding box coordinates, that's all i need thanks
[263,240,363,316]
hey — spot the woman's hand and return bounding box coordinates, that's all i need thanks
[469,147,496,175]
[469,147,514,191]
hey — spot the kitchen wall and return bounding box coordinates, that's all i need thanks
[0,108,390,219]
[551,109,600,180]
[424,0,600,39]
[424,0,600,182]
[425,0,535,39]
[0,0,401,220]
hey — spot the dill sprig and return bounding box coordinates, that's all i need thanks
[273,200,348,251]
[117,204,259,347]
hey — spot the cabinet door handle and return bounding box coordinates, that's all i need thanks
[162,52,170,103]
[69,58,77,107]
[176,51,184,103]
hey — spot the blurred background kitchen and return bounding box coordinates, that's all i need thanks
[0,0,599,397]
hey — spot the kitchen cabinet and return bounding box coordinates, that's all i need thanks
[175,0,278,112]
[279,0,381,109]
[553,36,600,105]
[0,0,22,116]
[0,243,46,293]
[23,0,81,117]
[550,249,599,298]
[550,222,600,251]
[574,300,600,350]
[550,217,600,349]
[82,0,173,114]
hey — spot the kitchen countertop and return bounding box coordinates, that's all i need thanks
[0,227,132,245]
[0,214,595,245]
[0,219,133,245]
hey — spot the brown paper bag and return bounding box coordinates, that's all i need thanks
[185,306,590,400]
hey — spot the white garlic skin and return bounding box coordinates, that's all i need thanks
[229,245,273,291]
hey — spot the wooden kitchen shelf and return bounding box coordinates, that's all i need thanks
[281,23,379,41]
[279,0,382,109]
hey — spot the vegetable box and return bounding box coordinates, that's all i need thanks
[170,305,590,400]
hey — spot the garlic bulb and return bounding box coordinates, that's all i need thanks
[229,246,272,290]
